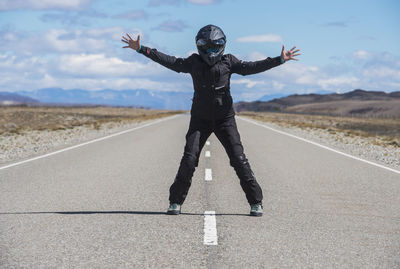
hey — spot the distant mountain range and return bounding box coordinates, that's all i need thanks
[256,90,333,102]
[257,93,287,102]
[0,92,39,105]
[0,88,193,110]
[2,88,400,117]
[234,89,400,117]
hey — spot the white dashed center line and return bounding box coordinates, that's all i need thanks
[205,168,212,181]
[204,211,218,245]
[203,141,217,245]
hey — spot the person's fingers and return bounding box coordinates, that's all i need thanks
[121,39,129,44]
[137,35,140,42]
[122,46,129,48]
[281,45,285,53]
[290,46,296,51]
[291,58,299,61]
[293,53,301,57]
[122,36,129,41]
[126,33,133,41]
[292,49,300,54]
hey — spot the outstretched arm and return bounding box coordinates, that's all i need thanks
[122,33,192,74]
[231,45,301,76]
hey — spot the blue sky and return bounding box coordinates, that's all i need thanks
[0,0,399,101]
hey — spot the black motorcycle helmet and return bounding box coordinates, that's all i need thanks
[195,24,226,66]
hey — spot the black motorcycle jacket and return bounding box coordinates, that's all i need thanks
[138,45,283,120]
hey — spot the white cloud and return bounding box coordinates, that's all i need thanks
[238,91,265,101]
[317,76,359,90]
[114,10,148,20]
[232,50,400,100]
[231,79,265,88]
[1,35,400,102]
[53,77,183,92]
[247,51,267,61]
[148,0,220,6]
[237,34,283,43]
[57,53,166,77]
[0,0,91,10]
[272,81,285,90]
[152,20,188,32]
[0,53,47,75]
[362,66,400,78]
[0,52,183,92]
[44,29,107,53]
[0,68,184,93]
[44,27,132,52]
[0,27,135,55]
[16,75,184,92]
[265,62,320,83]
[40,9,107,26]
[352,50,371,60]
[148,0,180,6]
[95,26,127,38]
[261,62,362,92]
[188,0,216,4]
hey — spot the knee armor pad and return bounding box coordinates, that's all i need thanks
[230,154,249,167]
[230,154,255,181]
[175,153,198,182]
[181,153,198,167]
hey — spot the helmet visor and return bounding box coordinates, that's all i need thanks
[213,38,225,46]
[196,39,207,47]
[196,38,226,48]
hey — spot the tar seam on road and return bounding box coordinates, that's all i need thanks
[204,211,218,245]
[238,116,400,175]
[0,114,182,171]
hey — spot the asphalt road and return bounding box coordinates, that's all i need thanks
[1,114,399,268]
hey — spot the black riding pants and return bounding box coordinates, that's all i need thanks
[169,116,263,205]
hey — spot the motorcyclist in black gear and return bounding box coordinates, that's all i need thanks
[122,25,300,216]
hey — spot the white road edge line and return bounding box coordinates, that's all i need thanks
[205,168,212,181]
[204,211,218,245]
[0,114,182,171]
[238,116,400,175]
[205,151,211,157]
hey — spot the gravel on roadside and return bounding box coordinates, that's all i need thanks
[0,119,155,165]
[241,116,400,170]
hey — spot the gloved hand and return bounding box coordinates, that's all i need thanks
[122,33,141,52]
[281,45,301,62]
